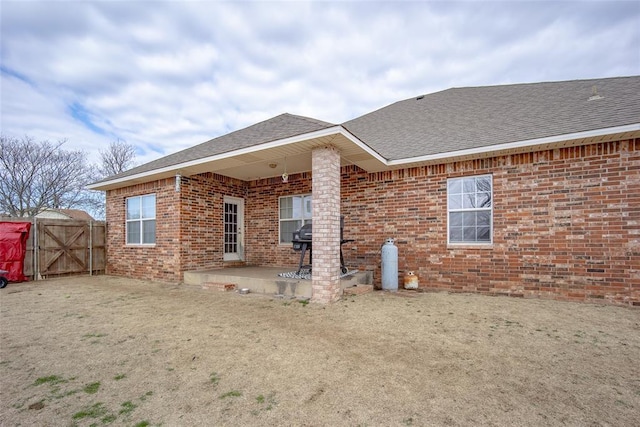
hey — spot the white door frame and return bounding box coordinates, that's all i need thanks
[223,196,245,261]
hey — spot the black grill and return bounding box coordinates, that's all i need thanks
[292,223,313,243]
[291,217,353,274]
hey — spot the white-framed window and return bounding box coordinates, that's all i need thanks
[447,175,492,244]
[279,194,312,243]
[126,194,156,245]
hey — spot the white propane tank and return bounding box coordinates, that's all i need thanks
[381,238,398,291]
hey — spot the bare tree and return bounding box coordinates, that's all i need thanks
[0,135,96,217]
[78,140,138,220]
[99,139,136,177]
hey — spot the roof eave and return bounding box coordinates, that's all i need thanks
[87,123,639,191]
[87,126,387,191]
[386,124,640,168]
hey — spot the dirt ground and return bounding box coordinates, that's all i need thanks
[1,276,639,427]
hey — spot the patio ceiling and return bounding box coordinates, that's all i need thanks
[197,131,388,181]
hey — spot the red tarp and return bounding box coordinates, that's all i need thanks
[0,222,32,282]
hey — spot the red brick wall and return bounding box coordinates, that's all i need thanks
[106,173,247,282]
[105,178,181,281]
[178,173,247,272]
[106,137,639,305]
[246,173,312,267]
[339,138,639,306]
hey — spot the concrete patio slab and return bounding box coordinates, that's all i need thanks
[183,266,373,298]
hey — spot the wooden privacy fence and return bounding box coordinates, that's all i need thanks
[0,218,105,280]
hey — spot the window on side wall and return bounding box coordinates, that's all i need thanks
[279,194,312,243]
[126,194,156,245]
[447,175,492,244]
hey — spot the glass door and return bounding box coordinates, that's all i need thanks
[223,196,244,261]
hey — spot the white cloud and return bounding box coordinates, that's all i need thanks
[0,73,113,162]
[1,0,638,169]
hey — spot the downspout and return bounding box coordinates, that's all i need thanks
[33,216,38,281]
[89,220,93,276]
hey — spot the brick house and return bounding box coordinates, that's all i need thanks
[89,76,640,305]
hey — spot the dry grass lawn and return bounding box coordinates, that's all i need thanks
[1,275,639,426]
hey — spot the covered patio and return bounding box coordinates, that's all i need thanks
[91,114,388,303]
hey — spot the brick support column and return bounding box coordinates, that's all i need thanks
[311,145,342,303]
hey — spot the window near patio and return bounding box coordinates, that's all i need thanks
[126,194,156,245]
[279,194,312,243]
[447,175,492,244]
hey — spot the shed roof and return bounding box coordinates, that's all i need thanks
[36,208,95,221]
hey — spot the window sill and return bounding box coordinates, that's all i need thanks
[447,243,493,250]
[125,244,156,248]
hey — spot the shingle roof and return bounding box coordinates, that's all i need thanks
[37,208,95,221]
[94,76,639,187]
[100,113,335,182]
[343,76,640,160]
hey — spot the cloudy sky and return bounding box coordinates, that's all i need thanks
[1,1,639,166]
